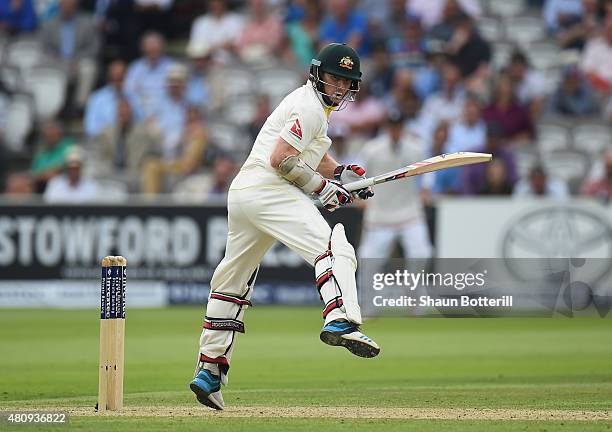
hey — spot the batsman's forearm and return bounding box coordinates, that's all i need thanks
[316,152,340,179]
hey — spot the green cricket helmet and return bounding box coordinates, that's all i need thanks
[309,43,361,109]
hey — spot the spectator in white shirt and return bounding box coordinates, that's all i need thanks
[580,13,612,94]
[446,94,486,153]
[44,146,99,203]
[417,57,465,150]
[513,165,569,199]
[123,31,175,120]
[189,0,244,65]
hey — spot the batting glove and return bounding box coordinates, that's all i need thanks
[316,179,353,212]
[334,164,374,200]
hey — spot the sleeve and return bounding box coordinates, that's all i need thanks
[279,108,321,152]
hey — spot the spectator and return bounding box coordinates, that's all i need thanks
[97,0,141,62]
[286,0,323,68]
[507,50,550,119]
[188,0,244,65]
[123,31,175,120]
[93,99,161,190]
[417,57,465,145]
[550,64,599,116]
[461,122,518,195]
[142,105,208,194]
[543,0,584,33]
[235,0,284,65]
[367,0,410,42]
[173,152,238,202]
[407,0,481,29]
[133,0,173,38]
[385,69,414,112]
[84,60,127,139]
[387,16,427,70]
[185,41,212,110]
[43,146,98,203]
[581,150,612,203]
[446,94,486,153]
[30,120,75,192]
[206,154,239,202]
[332,82,386,137]
[514,164,569,198]
[0,0,37,35]
[319,0,370,56]
[368,41,395,98]
[39,0,100,115]
[358,110,432,259]
[149,64,190,159]
[398,87,424,137]
[412,40,445,100]
[446,15,491,86]
[247,94,272,143]
[477,159,514,195]
[426,120,464,195]
[557,0,601,49]
[580,13,612,94]
[483,74,535,143]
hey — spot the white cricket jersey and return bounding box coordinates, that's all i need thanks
[231,81,333,190]
[360,132,425,227]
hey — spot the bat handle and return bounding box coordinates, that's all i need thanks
[344,178,374,192]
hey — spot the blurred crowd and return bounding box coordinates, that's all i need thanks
[0,0,611,210]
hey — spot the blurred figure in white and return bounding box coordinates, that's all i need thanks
[513,164,569,199]
[580,13,612,94]
[359,110,433,259]
[188,0,244,64]
[123,32,175,120]
[44,147,99,203]
[581,150,612,203]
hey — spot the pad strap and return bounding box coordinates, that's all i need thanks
[203,317,245,333]
[210,293,252,306]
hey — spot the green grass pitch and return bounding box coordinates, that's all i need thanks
[0,306,611,431]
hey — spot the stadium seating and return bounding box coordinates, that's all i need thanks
[4,93,34,153]
[22,66,67,118]
[5,38,44,73]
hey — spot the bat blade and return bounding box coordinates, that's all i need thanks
[343,152,493,192]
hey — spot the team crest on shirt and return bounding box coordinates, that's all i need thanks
[290,118,302,139]
[339,56,354,70]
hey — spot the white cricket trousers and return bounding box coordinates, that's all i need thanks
[358,218,433,259]
[197,184,346,377]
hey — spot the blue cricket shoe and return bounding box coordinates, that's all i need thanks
[190,368,224,410]
[320,319,380,358]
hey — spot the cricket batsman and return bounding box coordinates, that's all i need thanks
[190,43,381,410]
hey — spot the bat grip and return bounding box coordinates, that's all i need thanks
[344,178,374,192]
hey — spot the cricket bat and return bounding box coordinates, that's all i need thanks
[343,152,493,192]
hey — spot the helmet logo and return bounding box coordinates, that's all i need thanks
[339,56,354,70]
